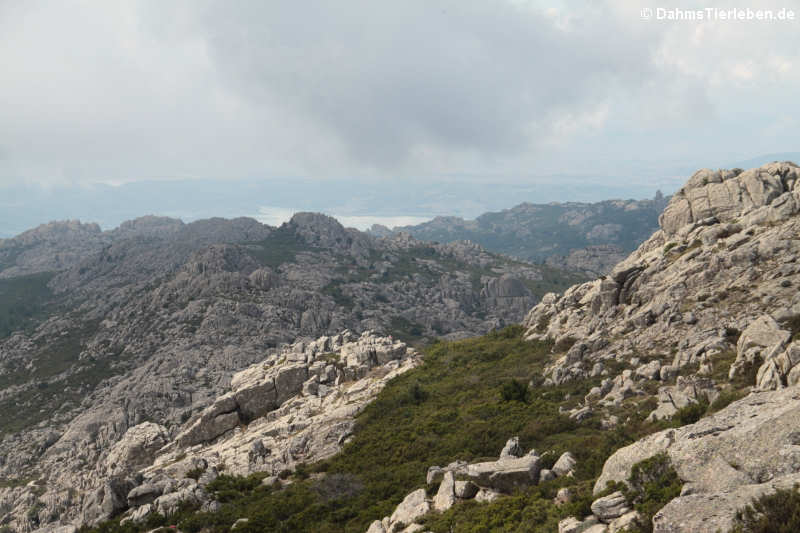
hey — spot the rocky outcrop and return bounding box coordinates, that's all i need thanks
[172,330,409,450]
[0,220,106,278]
[101,422,169,477]
[658,166,794,236]
[647,376,718,422]
[367,438,576,532]
[590,491,630,522]
[525,162,800,393]
[594,387,800,532]
[463,452,541,492]
[109,331,421,525]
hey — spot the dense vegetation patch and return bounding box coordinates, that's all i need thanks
[0,272,55,339]
[0,318,131,437]
[244,226,318,268]
[83,325,684,533]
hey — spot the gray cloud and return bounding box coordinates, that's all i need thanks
[0,0,798,188]
[194,1,661,170]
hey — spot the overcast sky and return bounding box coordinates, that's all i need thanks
[1,1,799,233]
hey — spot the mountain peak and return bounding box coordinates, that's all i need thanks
[659,161,800,236]
[287,212,369,252]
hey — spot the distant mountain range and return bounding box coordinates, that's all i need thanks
[369,192,669,276]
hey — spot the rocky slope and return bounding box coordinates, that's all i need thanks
[0,211,578,532]
[370,193,668,276]
[8,161,800,532]
[522,161,800,531]
[79,160,800,533]
[0,330,419,531]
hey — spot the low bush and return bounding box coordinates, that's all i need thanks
[730,485,800,533]
[618,452,683,533]
[500,379,530,403]
[673,395,709,426]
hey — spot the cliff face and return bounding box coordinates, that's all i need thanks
[523,161,800,531]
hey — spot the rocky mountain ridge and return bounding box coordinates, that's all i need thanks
[370,194,668,276]
[0,211,580,532]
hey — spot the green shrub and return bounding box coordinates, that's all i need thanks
[185,466,206,481]
[619,453,683,533]
[500,379,530,403]
[673,396,709,426]
[709,387,747,413]
[729,485,800,533]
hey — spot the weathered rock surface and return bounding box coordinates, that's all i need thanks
[120,331,421,521]
[521,161,800,530]
[552,451,577,477]
[558,515,605,533]
[546,244,628,278]
[595,387,800,532]
[433,472,456,512]
[464,453,542,492]
[590,491,630,522]
[525,162,800,392]
[647,376,718,422]
[389,489,431,529]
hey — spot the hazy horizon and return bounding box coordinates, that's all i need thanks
[3,150,798,238]
[2,2,799,236]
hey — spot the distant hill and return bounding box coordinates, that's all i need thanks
[370,192,669,276]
